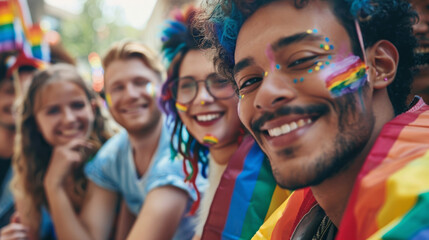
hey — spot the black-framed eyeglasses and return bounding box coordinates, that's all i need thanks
[168,73,235,104]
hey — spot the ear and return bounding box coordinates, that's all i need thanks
[366,40,399,89]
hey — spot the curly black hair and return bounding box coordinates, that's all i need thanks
[197,0,418,115]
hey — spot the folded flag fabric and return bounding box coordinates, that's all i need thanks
[202,136,290,240]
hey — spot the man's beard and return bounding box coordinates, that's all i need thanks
[267,93,374,190]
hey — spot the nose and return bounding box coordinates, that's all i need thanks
[193,82,214,104]
[254,71,296,111]
[124,82,139,99]
[62,107,77,123]
[414,8,429,35]
[414,19,429,35]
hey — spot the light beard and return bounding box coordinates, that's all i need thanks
[127,108,163,138]
[270,93,375,190]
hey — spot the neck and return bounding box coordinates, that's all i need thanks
[209,141,239,166]
[128,118,163,165]
[311,90,395,227]
[0,126,15,158]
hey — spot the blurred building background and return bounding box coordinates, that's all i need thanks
[20,0,200,91]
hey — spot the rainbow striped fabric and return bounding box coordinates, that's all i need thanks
[0,0,17,52]
[27,24,45,60]
[0,0,50,62]
[252,98,429,239]
[202,136,290,240]
[325,55,367,97]
[338,98,429,239]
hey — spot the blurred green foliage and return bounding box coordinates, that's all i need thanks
[59,0,142,61]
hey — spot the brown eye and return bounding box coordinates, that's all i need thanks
[71,101,85,110]
[46,106,60,115]
[288,55,318,69]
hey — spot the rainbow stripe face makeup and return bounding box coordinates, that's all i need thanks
[175,102,188,112]
[324,55,367,97]
[145,82,156,98]
[203,134,219,146]
[262,28,367,98]
[106,93,113,108]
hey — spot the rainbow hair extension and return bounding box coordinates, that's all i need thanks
[325,55,367,97]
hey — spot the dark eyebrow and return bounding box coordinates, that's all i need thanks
[272,32,324,51]
[233,57,256,77]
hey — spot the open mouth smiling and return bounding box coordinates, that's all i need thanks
[266,118,313,137]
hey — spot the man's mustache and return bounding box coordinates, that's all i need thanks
[251,104,330,132]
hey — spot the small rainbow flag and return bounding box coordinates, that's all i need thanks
[253,98,429,239]
[202,136,290,240]
[0,0,17,52]
[27,24,49,62]
[325,55,367,97]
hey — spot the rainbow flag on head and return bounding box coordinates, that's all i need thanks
[202,136,290,240]
[337,98,429,239]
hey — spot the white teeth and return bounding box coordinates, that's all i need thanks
[415,47,429,54]
[290,122,298,131]
[62,128,79,136]
[267,118,313,137]
[196,113,220,122]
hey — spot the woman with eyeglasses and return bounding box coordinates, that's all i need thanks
[160,6,289,240]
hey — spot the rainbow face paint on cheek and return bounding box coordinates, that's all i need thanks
[324,55,367,97]
[202,134,219,146]
[106,93,113,107]
[145,82,156,98]
[175,102,188,112]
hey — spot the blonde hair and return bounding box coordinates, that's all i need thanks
[11,63,114,230]
[103,40,165,82]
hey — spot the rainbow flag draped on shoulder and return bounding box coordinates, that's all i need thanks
[252,98,429,240]
[338,98,429,239]
[202,136,290,240]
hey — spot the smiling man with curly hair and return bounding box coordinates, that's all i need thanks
[196,0,429,239]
